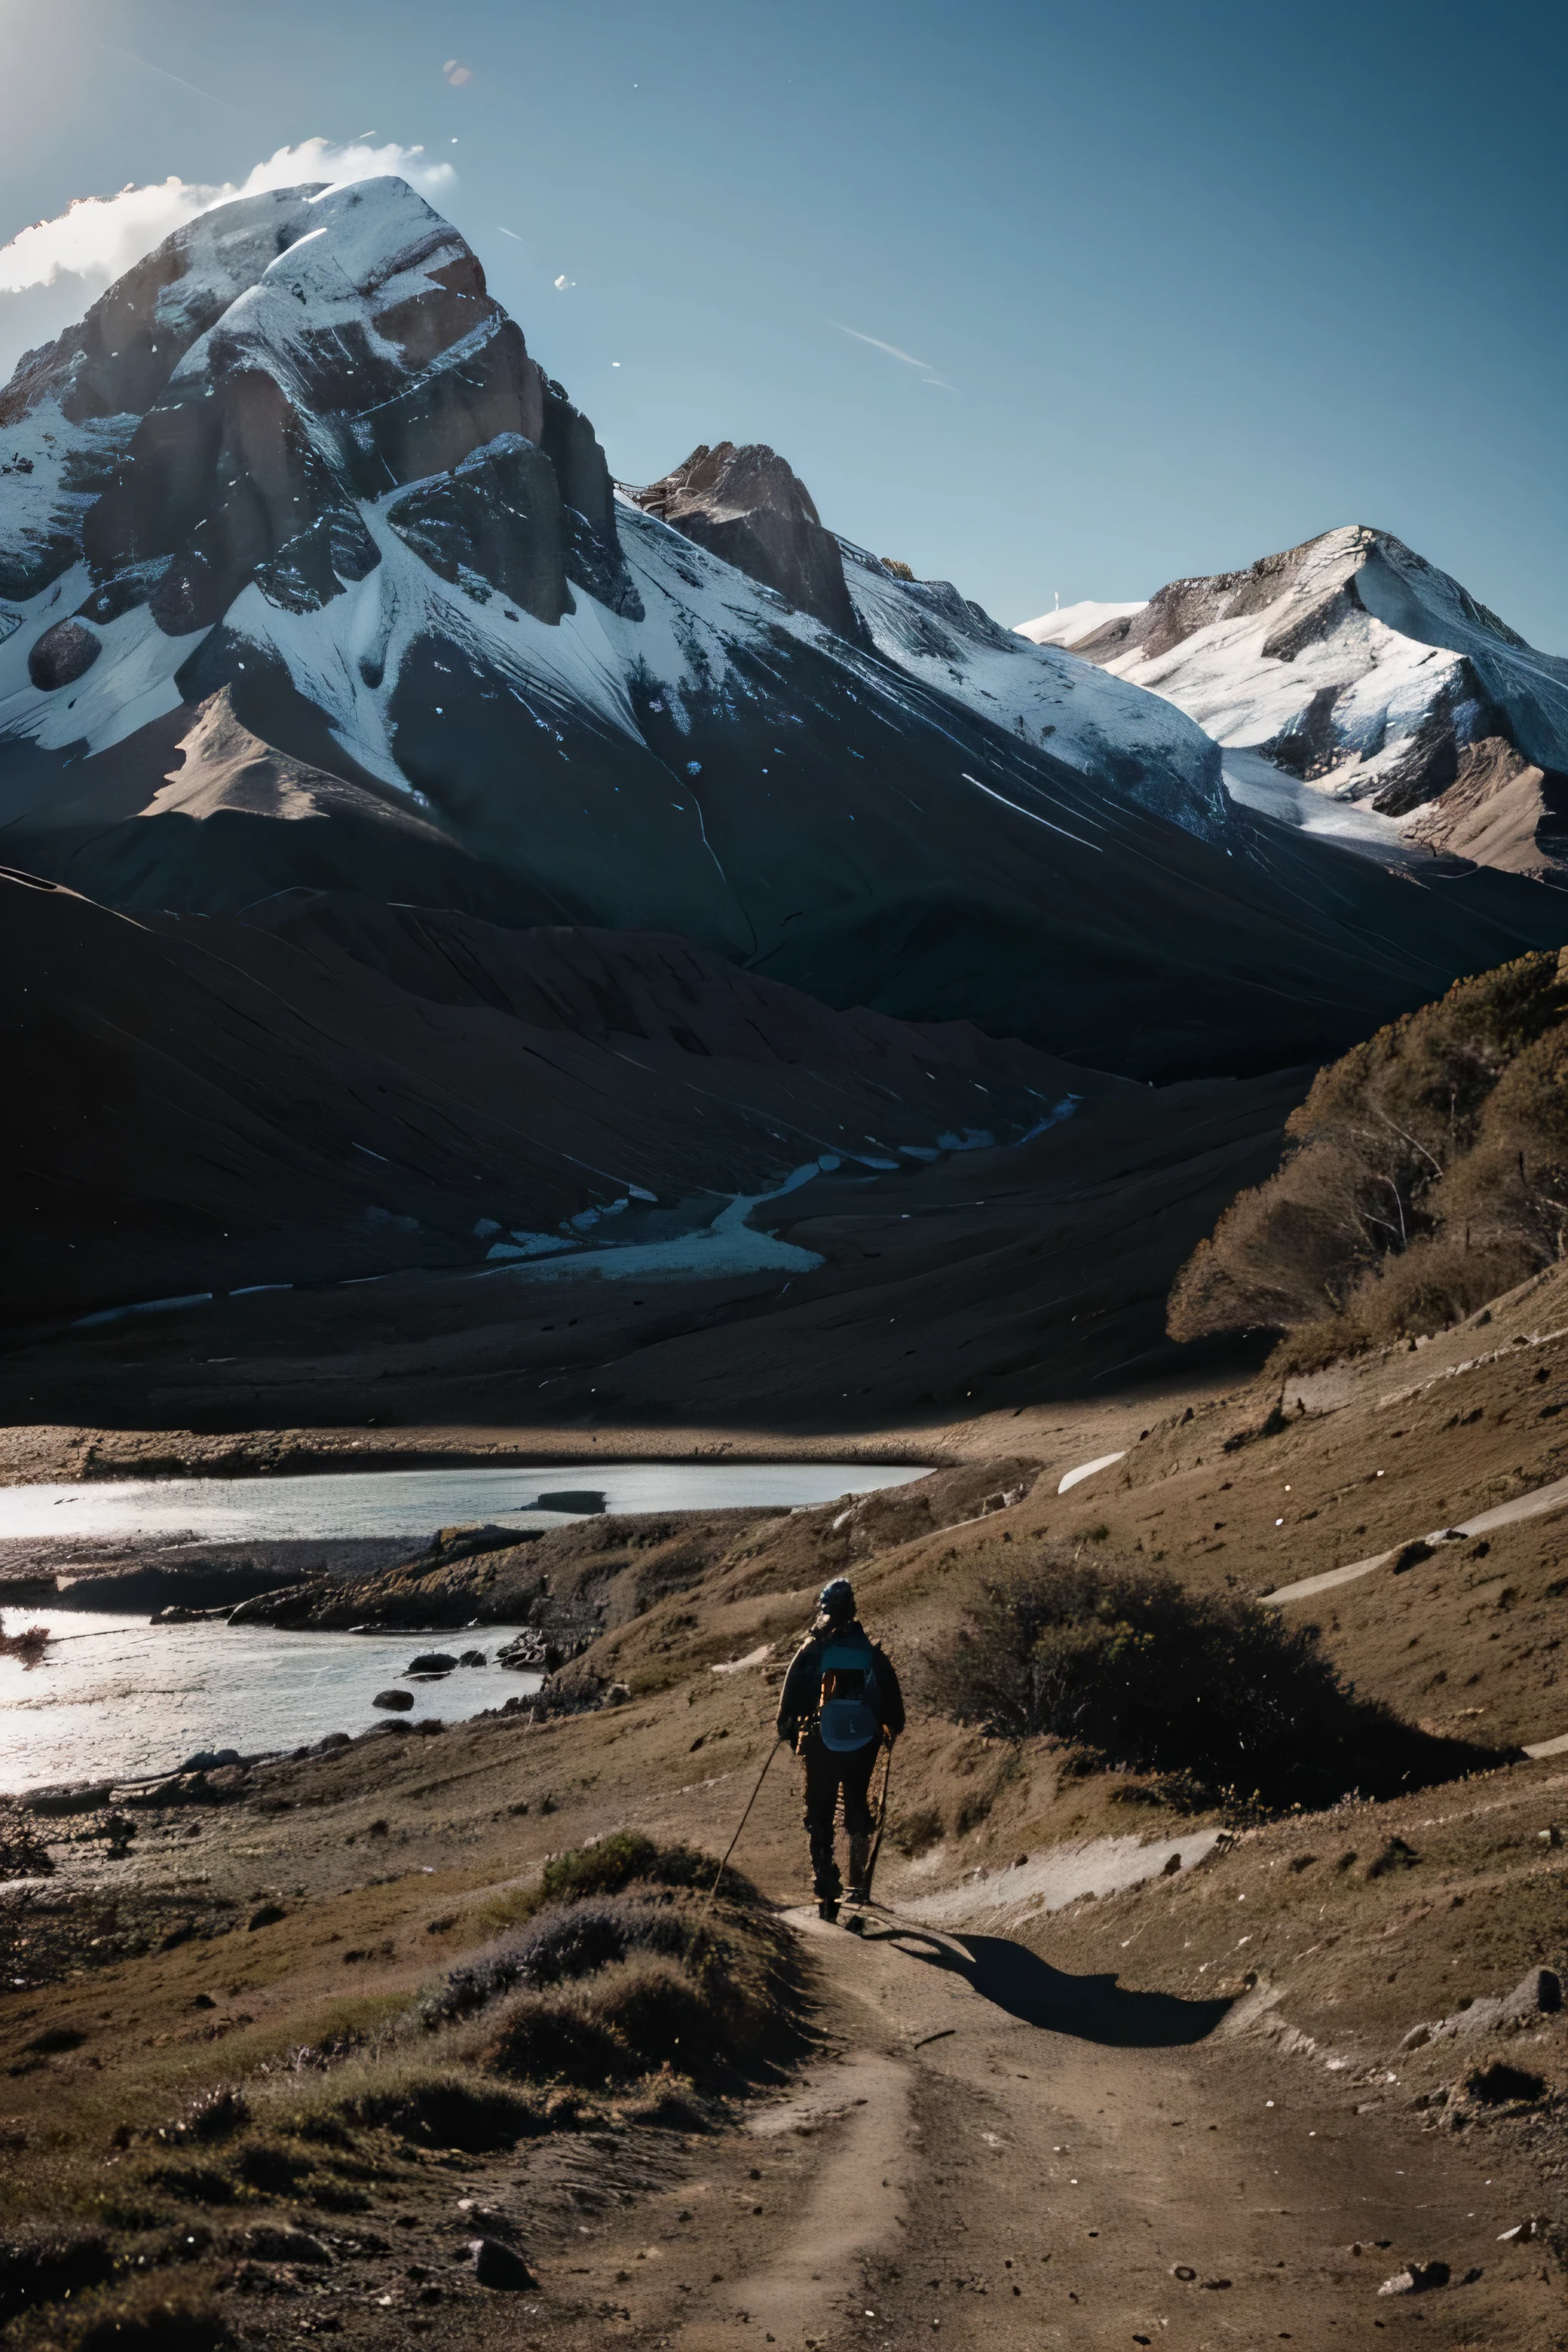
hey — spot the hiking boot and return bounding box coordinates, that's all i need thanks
[817,1895,840,1923]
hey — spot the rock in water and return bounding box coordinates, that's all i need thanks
[406,1652,459,1675]
[372,1687,415,1711]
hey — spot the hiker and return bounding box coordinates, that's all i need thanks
[777,1576,905,1921]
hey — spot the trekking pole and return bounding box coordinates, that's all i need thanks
[692,1739,782,1949]
[861,1734,896,1908]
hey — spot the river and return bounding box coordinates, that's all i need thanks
[0,1461,926,1795]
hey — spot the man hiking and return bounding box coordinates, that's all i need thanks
[776,1576,905,1922]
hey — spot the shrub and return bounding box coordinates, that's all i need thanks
[540,1833,750,1907]
[341,2070,542,2151]
[932,1553,1503,1810]
[422,1896,692,2027]
[487,1955,712,2086]
[180,2087,250,2145]
[74,2292,232,2352]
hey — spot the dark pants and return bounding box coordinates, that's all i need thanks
[801,1732,879,1900]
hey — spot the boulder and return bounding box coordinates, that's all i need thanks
[27,619,101,690]
[407,1653,459,1675]
[372,1687,415,1711]
[1410,1965,1562,2047]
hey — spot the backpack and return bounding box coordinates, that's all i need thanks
[815,1627,882,1753]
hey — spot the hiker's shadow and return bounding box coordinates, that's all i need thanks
[877,1926,1231,2047]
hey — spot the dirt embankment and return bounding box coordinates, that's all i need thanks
[4,1337,1568,2348]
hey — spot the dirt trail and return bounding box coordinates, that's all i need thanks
[538,1883,1558,2351]
[675,2037,914,2349]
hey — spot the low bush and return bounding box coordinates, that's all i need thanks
[537,1832,751,1909]
[932,1553,1504,1810]
[486,1953,708,2085]
[421,1895,692,2027]
[341,2070,544,2151]
[0,2229,116,2328]
[73,2295,230,2352]
[178,2087,250,2145]
[73,2288,230,2352]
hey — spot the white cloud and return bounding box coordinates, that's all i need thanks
[554,273,574,289]
[0,139,457,297]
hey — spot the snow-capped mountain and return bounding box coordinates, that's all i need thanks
[1021,528,1568,877]
[1017,599,1147,652]
[2,179,1564,1091]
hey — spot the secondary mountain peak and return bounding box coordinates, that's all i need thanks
[1024,524,1568,877]
[629,439,859,637]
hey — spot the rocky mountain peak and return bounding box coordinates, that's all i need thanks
[0,175,632,635]
[629,439,860,638]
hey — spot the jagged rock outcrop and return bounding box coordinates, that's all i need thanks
[629,439,859,636]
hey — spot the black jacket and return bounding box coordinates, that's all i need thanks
[776,1618,906,1748]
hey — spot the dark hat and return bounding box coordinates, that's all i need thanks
[818,1577,855,1623]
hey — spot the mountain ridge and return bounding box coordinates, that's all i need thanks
[2,175,1566,1149]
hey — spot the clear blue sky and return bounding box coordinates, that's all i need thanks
[2,0,1565,646]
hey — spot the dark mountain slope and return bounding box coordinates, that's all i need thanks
[0,863,1118,1322]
